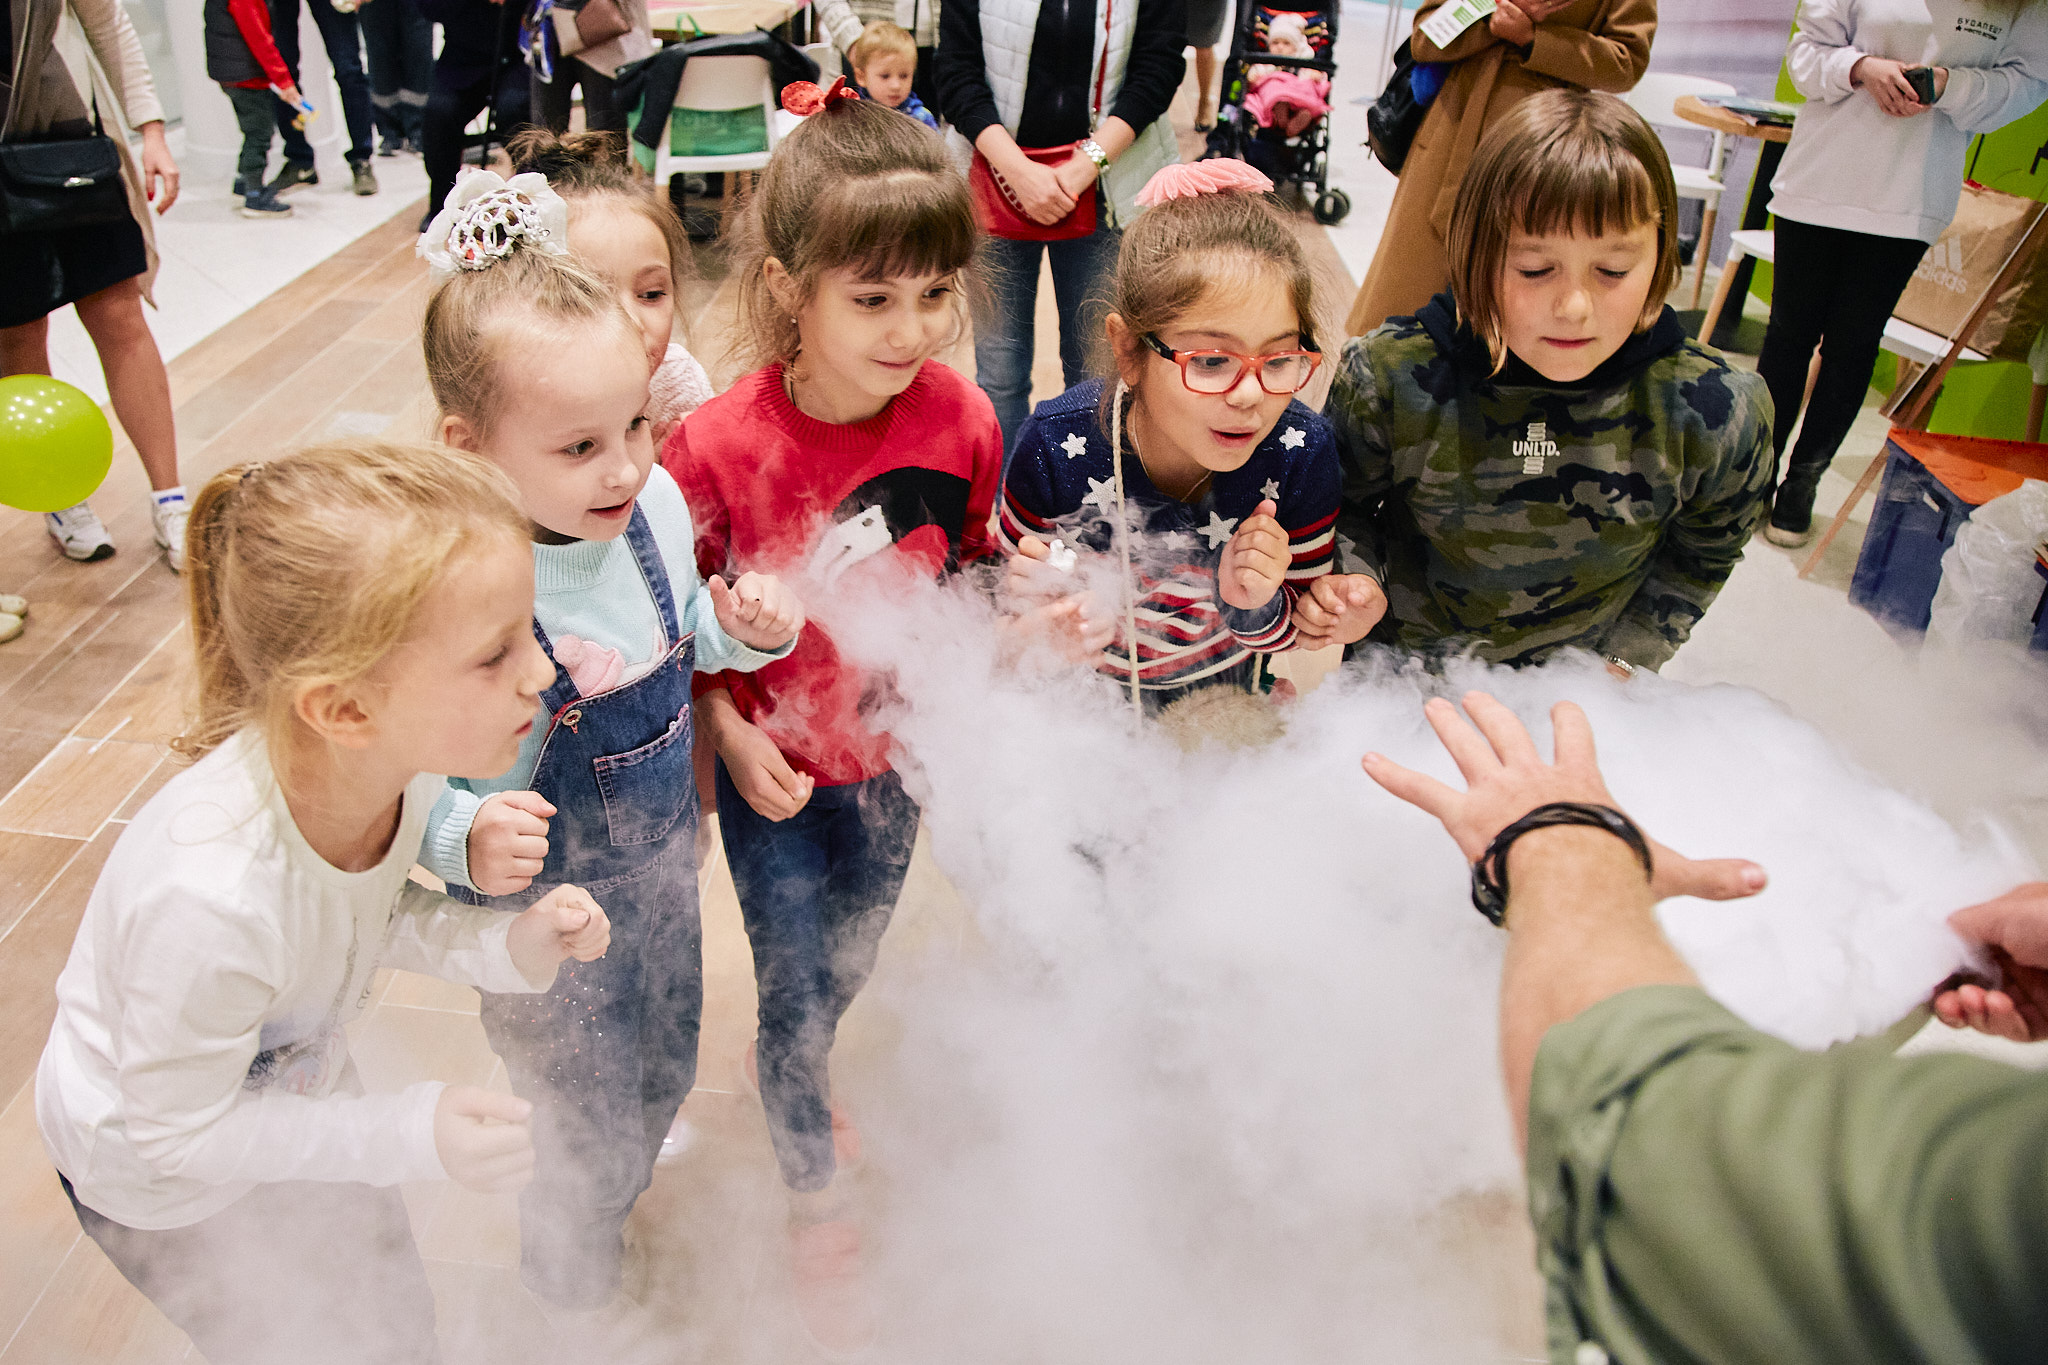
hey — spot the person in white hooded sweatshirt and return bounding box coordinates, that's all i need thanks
[1754,0,2048,545]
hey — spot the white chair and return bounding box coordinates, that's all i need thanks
[801,41,842,80]
[1698,229,1987,367]
[1623,72,1738,310]
[650,54,781,199]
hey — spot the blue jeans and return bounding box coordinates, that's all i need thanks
[270,0,375,164]
[975,217,1122,456]
[715,762,920,1192]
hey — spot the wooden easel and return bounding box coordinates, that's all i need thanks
[1798,205,2048,578]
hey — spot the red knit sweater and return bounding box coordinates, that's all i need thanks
[663,361,1002,786]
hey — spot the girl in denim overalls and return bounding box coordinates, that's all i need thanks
[412,173,805,1345]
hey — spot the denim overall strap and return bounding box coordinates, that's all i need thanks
[473,502,705,1310]
[526,504,678,722]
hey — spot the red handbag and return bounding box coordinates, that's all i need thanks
[969,145,1097,241]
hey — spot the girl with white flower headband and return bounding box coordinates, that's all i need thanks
[505,127,715,447]
[412,167,806,1349]
[997,160,1383,717]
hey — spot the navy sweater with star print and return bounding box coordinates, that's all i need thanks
[996,380,1339,693]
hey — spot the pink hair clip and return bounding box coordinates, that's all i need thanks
[1134,160,1275,207]
[780,74,861,116]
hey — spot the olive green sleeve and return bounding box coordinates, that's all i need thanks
[1527,984,2048,1365]
[1327,338,1395,583]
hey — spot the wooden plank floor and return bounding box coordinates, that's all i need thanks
[0,81,1511,1361]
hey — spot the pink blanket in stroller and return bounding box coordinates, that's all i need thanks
[1244,70,1330,135]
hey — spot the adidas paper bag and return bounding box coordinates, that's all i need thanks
[1893,184,2048,364]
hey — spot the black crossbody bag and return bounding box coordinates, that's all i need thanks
[0,98,130,235]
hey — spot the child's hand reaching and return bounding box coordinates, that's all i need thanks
[1218,500,1289,611]
[467,790,555,896]
[1004,536,1114,662]
[710,572,804,651]
[506,884,611,985]
[704,688,814,821]
[1291,573,1386,649]
[433,1085,535,1193]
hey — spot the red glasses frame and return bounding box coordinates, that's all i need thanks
[1142,332,1324,395]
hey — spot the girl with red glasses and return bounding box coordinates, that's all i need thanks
[996,161,1386,713]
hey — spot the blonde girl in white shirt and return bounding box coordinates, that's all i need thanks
[35,440,612,1365]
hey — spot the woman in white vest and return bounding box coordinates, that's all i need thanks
[1756,0,2048,546]
[936,0,1186,451]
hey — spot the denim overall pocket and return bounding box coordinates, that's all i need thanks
[592,705,694,847]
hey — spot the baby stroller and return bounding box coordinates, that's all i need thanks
[1203,1,1348,225]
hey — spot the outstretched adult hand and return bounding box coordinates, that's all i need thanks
[1934,882,2048,1041]
[1362,692,1766,902]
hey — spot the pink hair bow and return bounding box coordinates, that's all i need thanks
[781,75,861,116]
[1133,160,1275,208]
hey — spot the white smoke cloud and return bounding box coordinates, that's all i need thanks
[725,540,2047,1362]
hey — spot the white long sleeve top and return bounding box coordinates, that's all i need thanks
[1772,0,2048,242]
[36,730,550,1231]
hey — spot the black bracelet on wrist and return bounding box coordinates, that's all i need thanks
[1469,802,1654,927]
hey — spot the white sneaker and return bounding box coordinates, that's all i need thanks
[151,492,190,573]
[0,613,21,645]
[45,503,114,562]
[0,595,25,617]
[1762,521,1816,549]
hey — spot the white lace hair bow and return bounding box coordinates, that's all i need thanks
[416,169,571,279]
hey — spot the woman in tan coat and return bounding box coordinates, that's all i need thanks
[1344,0,1657,337]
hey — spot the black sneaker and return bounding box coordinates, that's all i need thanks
[350,159,378,196]
[1763,474,1820,548]
[238,188,294,219]
[377,137,402,158]
[231,174,251,198]
[267,162,318,195]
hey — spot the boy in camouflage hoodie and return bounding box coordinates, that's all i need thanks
[1321,90,1773,672]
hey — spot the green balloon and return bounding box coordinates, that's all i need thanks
[0,375,114,514]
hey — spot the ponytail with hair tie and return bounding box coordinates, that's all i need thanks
[780,75,861,116]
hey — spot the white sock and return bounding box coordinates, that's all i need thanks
[152,486,186,507]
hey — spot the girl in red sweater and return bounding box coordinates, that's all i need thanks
[660,85,998,1356]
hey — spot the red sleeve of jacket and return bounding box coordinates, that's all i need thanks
[227,0,294,91]
[957,384,1003,568]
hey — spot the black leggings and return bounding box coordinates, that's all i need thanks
[422,61,532,221]
[1755,216,1928,488]
[532,56,626,136]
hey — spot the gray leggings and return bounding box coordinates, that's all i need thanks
[62,1173,440,1365]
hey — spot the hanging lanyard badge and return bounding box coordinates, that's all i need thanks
[1416,0,1495,48]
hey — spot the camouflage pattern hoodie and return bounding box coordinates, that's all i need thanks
[1328,294,1774,670]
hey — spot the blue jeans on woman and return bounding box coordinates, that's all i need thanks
[715,762,920,1192]
[975,215,1122,456]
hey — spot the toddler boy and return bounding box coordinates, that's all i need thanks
[849,22,937,130]
[203,0,305,217]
